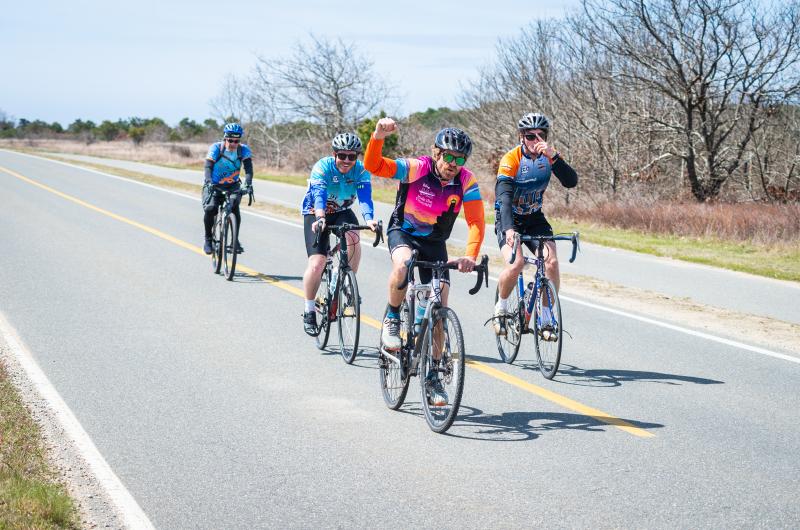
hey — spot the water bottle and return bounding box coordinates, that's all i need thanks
[523,282,534,319]
[414,297,428,334]
[329,265,338,295]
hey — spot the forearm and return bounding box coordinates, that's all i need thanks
[495,179,515,232]
[463,200,485,259]
[204,160,213,184]
[364,135,398,179]
[243,158,254,185]
[552,158,578,188]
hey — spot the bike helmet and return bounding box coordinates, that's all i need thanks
[517,113,550,132]
[434,127,473,158]
[223,122,244,138]
[331,132,362,152]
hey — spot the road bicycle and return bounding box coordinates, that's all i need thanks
[379,251,489,433]
[210,186,253,280]
[312,220,384,364]
[494,232,579,379]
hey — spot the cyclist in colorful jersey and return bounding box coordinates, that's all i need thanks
[365,117,485,406]
[493,113,578,334]
[202,123,253,255]
[301,132,378,335]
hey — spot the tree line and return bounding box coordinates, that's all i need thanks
[4,0,799,203]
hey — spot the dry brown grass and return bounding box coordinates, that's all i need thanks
[550,198,800,247]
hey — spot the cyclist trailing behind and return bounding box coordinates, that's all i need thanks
[493,113,578,336]
[301,132,378,335]
[202,123,253,255]
[365,117,485,407]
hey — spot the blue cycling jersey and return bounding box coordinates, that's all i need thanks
[300,157,374,221]
[206,142,252,185]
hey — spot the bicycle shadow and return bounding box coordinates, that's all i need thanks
[515,361,725,388]
[391,403,663,441]
[221,271,304,283]
[317,345,381,366]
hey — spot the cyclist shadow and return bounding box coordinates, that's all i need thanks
[394,404,663,441]
[223,272,303,284]
[317,346,381,366]
[516,361,725,388]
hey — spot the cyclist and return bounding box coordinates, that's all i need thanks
[493,113,578,336]
[365,117,485,406]
[302,132,378,335]
[202,123,253,255]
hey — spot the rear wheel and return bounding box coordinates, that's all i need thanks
[420,307,465,434]
[211,213,223,274]
[495,286,522,364]
[534,278,563,379]
[223,213,238,281]
[314,267,332,349]
[380,302,411,410]
[337,270,360,364]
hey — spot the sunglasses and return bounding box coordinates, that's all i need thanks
[225,138,240,143]
[523,133,545,141]
[441,152,466,166]
[336,153,358,161]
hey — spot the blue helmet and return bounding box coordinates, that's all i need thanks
[223,123,244,138]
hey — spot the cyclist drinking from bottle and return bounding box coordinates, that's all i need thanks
[493,113,578,335]
[365,117,485,406]
[202,123,253,254]
[301,132,378,335]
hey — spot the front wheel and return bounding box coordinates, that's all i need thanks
[379,302,411,410]
[211,214,223,274]
[337,270,360,364]
[495,286,522,364]
[222,213,238,281]
[420,307,465,434]
[314,266,332,349]
[534,278,563,379]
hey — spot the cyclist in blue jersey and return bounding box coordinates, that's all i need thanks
[202,123,253,255]
[302,132,378,335]
[493,113,578,334]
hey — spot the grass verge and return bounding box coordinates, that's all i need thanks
[0,360,79,529]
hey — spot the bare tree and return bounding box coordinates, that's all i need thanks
[255,34,395,137]
[575,0,800,201]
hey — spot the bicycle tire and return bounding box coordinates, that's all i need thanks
[337,270,360,364]
[420,307,465,434]
[534,278,563,379]
[314,266,332,349]
[211,214,223,274]
[379,303,411,410]
[495,286,522,364]
[223,213,238,281]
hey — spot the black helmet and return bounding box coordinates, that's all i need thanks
[517,113,550,132]
[434,127,472,158]
[331,132,362,152]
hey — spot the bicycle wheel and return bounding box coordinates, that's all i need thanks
[314,266,332,349]
[379,302,411,410]
[337,270,360,364]
[420,307,465,434]
[222,213,238,281]
[495,286,522,364]
[211,214,223,274]
[534,278,563,379]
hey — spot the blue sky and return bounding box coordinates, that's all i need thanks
[1,0,578,126]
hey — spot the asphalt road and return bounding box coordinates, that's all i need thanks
[2,150,799,529]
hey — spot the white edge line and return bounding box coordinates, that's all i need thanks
[0,311,156,530]
[6,149,797,364]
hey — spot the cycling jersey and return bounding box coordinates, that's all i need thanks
[495,145,577,234]
[205,142,253,185]
[364,135,485,258]
[300,157,375,221]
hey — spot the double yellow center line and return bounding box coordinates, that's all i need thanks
[2,162,654,438]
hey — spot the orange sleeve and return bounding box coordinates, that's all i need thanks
[497,147,522,179]
[364,134,399,179]
[462,199,486,259]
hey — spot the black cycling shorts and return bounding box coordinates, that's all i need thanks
[303,209,359,257]
[387,229,449,285]
[495,211,553,253]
